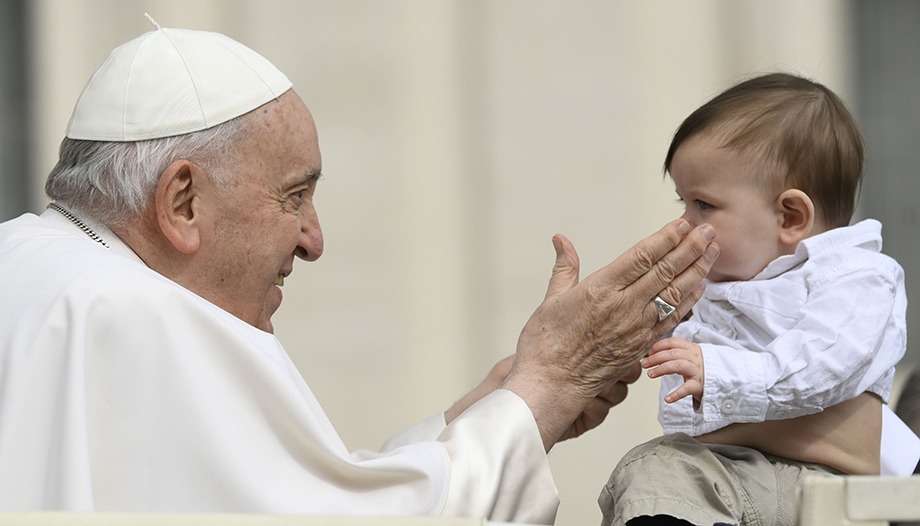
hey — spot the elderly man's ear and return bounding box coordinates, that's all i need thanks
[155,160,202,254]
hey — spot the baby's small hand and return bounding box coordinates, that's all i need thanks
[641,337,704,404]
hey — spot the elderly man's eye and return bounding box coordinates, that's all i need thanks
[284,190,305,210]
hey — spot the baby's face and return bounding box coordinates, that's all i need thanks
[668,133,788,282]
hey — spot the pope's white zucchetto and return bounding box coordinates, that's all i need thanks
[66,21,292,142]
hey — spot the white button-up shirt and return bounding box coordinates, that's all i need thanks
[659,219,907,436]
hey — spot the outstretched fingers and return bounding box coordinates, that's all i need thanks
[641,226,718,328]
[597,219,694,289]
[589,219,716,306]
[585,219,717,335]
[505,221,716,450]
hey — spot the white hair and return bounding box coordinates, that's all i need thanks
[45,115,248,228]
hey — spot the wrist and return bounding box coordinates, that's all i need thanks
[502,370,589,451]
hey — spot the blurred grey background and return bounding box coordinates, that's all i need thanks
[1,1,917,524]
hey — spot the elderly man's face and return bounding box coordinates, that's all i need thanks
[200,90,324,332]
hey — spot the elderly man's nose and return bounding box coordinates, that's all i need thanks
[296,207,323,261]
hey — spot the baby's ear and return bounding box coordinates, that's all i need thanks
[776,189,815,246]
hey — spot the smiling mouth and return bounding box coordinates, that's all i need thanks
[274,274,285,286]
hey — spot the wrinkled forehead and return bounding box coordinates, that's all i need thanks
[237,91,322,176]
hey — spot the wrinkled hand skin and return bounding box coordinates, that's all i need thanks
[557,360,641,442]
[503,220,718,450]
[444,356,641,443]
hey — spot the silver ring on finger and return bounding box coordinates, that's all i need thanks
[653,295,676,321]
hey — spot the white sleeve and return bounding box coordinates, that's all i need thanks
[436,390,558,524]
[380,413,448,451]
[378,391,558,524]
[699,265,905,423]
[661,255,906,437]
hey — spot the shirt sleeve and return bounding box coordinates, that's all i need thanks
[698,264,906,424]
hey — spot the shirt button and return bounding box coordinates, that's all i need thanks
[720,399,736,414]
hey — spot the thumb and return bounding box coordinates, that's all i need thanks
[544,234,580,301]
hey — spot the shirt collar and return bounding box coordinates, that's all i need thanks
[752,218,883,281]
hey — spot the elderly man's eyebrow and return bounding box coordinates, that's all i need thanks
[287,170,322,188]
[297,169,323,184]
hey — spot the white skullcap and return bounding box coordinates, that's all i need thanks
[66,19,292,141]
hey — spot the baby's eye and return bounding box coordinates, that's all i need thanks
[695,199,714,211]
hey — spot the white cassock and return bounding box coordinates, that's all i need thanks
[0,209,558,523]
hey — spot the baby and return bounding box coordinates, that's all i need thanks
[600,72,917,526]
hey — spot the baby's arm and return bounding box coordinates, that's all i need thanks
[642,337,704,404]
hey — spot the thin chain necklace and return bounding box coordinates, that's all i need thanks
[47,202,110,249]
